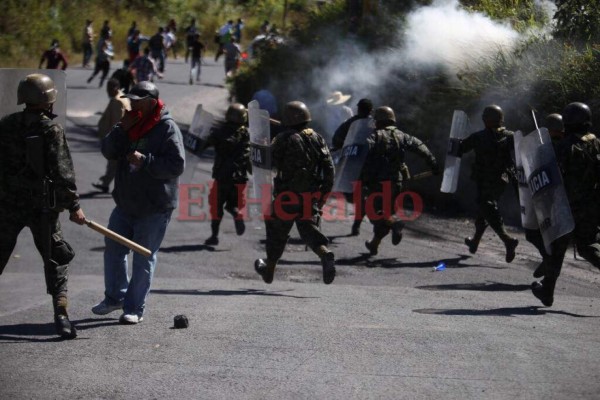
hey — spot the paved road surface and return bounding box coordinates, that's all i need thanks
[1,59,599,399]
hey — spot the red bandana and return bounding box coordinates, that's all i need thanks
[127,99,165,142]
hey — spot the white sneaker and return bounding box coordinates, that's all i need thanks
[119,313,143,324]
[91,300,123,315]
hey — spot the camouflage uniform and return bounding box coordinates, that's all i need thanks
[361,125,438,253]
[266,127,334,259]
[557,132,600,269]
[198,121,251,242]
[531,103,599,307]
[459,125,519,261]
[0,110,80,298]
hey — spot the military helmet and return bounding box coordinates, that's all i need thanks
[17,74,57,105]
[562,102,592,127]
[482,104,504,123]
[373,106,396,123]
[545,113,564,132]
[282,101,311,127]
[225,103,247,124]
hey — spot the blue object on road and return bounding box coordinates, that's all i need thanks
[432,262,446,272]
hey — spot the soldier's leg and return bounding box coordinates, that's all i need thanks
[465,214,488,254]
[524,228,549,277]
[573,216,600,270]
[532,235,569,307]
[29,213,77,339]
[225,182,246,236]
[0,213,24,275]
[206,180,225,245]
[481,194,519,263]
[296,203,335,284]
[365,196,391,255]
[255,210,294,284]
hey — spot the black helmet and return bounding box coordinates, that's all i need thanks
[562,102,591,129]
[17,74,57,105]
[373,106,396,123]
[482,104,504,124]
[545,113,564,132]
[225,103,247,125]
[282,101,311,127]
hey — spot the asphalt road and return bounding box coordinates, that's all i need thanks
[1,59,599,400]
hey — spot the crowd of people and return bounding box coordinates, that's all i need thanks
[37,16,247,87]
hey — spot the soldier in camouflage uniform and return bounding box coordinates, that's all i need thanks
[254,101,336,284]
[532,102,600,306]
[458,105,519,263]
[0,74,86,339]
[195,103,251,245]
[361,106,440,255]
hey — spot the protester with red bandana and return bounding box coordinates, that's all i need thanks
[91,81,185,324]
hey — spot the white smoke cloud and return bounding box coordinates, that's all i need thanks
[402,0,520,71]
[310,0,547,98]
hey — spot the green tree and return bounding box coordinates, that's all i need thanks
[554,0,600,43]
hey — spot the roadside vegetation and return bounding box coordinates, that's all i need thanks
[2,0,598,132]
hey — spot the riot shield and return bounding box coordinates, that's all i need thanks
[520,128,574,254]
[513,130,538,229]
[182,104,215,153]
[440,110,469,193]
[248,100,272,218]
[0,69,66,128]
[332,117,373,193]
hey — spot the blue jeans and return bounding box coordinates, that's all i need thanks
[103,207,172,316]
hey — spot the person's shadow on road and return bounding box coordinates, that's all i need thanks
[412,306,599,318]
[0,318,118,342]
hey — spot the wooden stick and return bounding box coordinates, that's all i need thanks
[411,171,433,181]
[84,219,152,258]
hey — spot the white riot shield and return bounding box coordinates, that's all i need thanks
[514,130,538,229]
[440,110,469,193]
[520,128,574,254]
[248,100,272,218]
[332,117,373,193]
[183,104,214,153]
[0,69,66,128]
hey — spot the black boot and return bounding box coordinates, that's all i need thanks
[53,295,77,339]
[255,259,276,284]
[391,221,404,246]
[531,277,556,307]
[234,218,245,236]
[316,246,336,285]
[205,221,220,245]
[465,222,487,254]
[503,238,519,263]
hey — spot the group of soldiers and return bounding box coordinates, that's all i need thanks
[1,72,599,340]
[191,98,599,310]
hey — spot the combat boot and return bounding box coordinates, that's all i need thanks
[316,246,336,284]
[205,221,220,246]
[465,221,487,254]
[53,295,77,340]
[365,237,381,256]
[503,238,519,263]
[234,218,245,236]
[391,221,404,246]
[255,259,276,284]
[531,277,556,307]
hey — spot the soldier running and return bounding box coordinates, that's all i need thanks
[361,106,440,255]
[195,103,251,245]
[457,105,519,262]
[254,101,336,284]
